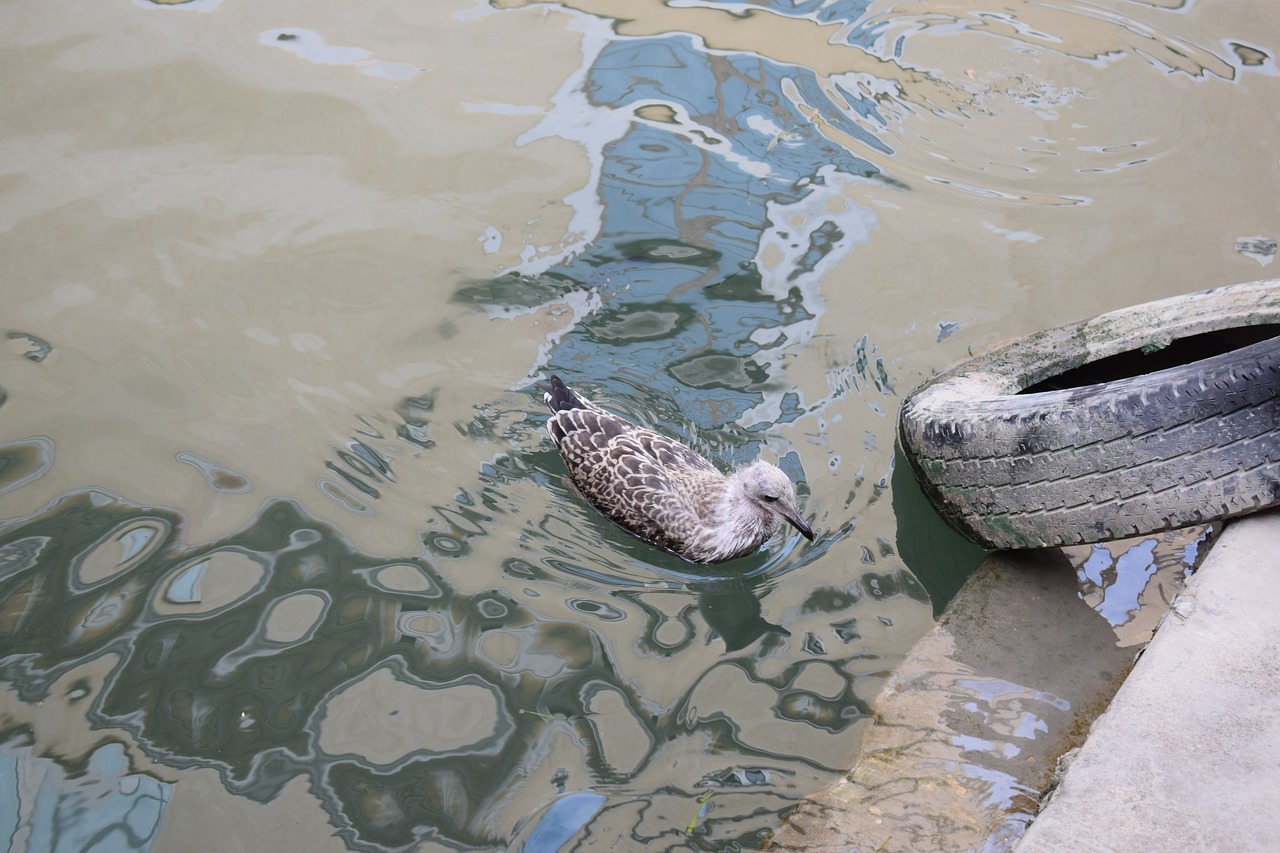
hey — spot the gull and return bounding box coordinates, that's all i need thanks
[538,375,815,564]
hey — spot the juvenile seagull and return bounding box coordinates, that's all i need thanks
[538,375,815,564]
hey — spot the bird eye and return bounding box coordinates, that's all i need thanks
[761,494,779,503]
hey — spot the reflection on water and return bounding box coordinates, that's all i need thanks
[0,740,172,851]
[1,0,1277,848]
[0,487,919,849]
[1067,524,1216,649]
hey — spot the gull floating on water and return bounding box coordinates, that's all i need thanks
[538,375,815,564]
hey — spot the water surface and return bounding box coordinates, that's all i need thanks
[0,0,1276,849]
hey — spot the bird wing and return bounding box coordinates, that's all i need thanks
[630,429,720,477]
[547,408,717,553]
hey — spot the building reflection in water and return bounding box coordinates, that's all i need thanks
[0,488,923,850]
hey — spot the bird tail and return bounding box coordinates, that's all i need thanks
[538,375,588,413]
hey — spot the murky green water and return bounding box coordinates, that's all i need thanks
[0,0,1276,850]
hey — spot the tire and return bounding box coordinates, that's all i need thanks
[899,278,1280,550]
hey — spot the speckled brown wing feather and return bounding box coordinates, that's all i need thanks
[547,407,720,555]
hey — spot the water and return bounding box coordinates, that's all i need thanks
[0,0,1276,850]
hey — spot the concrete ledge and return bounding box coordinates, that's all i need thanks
[768,550,1142,851]
[1015,509,1280,852]
[768,525,1211,852]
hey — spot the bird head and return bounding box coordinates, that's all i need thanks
[740,462,815,542]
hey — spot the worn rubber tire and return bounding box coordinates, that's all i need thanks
[899,278,1280,549]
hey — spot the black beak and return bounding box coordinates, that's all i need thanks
[779,506,815,542]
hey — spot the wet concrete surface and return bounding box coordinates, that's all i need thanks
[768,527,1212,852]
[1016,509,1280,853]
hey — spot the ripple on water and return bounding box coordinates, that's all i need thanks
[317,666,507,764]
[369,562,444,597]
[76,518,170,586]
[154,551,267,615]
[263,591,329,644]
[0,437,54,498]
[175,452,251,493]
[815,0,1250,205]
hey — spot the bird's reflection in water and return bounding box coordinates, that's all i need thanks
[696,577,790,653]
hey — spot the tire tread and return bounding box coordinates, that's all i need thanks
[899,281,1280,548]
